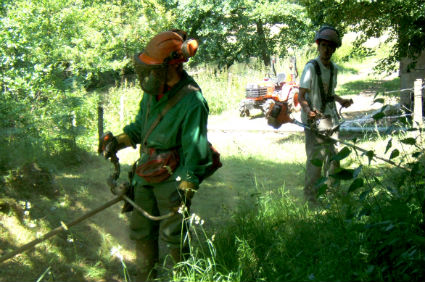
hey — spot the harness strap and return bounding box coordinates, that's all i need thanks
[141,84,199,152]
[307,59,334,113]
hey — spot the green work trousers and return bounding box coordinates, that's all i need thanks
[129,180,190,248]
[304,128,340,198]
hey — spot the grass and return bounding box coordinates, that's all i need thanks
[1,36,422,281]
[168,129,424,282]
[0,154,133,281]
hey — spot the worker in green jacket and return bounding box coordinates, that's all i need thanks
[100,30,213,281]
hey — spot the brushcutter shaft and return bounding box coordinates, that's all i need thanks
[0,195,122,263]
[0,190,176,263]
[121,194,175,221]
[291,119,409,172]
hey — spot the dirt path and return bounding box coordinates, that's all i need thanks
[86,92,390,275]
[208,92,390,133]
[115,91,389,230]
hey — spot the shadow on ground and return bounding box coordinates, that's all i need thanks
[192,155,305,231]
[0,148,305,281]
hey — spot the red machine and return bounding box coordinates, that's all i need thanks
[239,71,300,117]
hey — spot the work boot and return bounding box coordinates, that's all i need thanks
[135,239,159,282]
[169,245,190,264]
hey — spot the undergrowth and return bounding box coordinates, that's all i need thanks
[167,119,425,282]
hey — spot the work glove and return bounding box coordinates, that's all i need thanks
[169,180,197,212]
[307,109,319,121]
[98,132,134,160]
[98,132,119,160]
[340,98,353,108]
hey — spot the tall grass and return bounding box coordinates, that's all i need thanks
[169,186,366,281]
[169,127,425,281]
[1,34,412,282]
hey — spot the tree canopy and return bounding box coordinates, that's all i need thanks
[168,0,311,67]
[1,0,424,168]
[301,0,425,71]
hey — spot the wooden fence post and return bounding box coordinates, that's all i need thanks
[98,104,104,139]
[413,79,423,126]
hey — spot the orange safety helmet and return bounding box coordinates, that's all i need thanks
[138,31,198,65]
[133,30,198,95]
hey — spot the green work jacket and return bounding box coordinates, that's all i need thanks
[124,71,212,186]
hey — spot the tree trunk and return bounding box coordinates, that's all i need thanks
[256,20,270,67]
[400,50,425,112]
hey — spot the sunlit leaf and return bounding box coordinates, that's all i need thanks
[412,151,422,158]
[373,91,381,100]
[398,116,409,125]
[400,137,416,145]
[372,112,385,121]
[373,98,385,104]
[385,138,392,154]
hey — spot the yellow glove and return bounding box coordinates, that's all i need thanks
[178,180,197,200]
[116,133,135,149]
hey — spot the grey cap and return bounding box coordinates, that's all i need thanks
[314,26,341,48]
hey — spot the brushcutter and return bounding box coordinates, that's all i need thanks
[265,100,410,172]
[0,150,175,263]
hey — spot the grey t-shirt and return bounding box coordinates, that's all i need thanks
[299,57,339,124]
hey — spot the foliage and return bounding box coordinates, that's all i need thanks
[169,119,425,282]
[300,0,425,73]
[0,0,174,170]
[166,0,312,68]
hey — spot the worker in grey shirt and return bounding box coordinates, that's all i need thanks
[298,26,353,203]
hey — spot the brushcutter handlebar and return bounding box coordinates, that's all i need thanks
[104,150,176,221]
[106,152,121,195]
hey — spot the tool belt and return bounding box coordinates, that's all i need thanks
[136,148,180,183]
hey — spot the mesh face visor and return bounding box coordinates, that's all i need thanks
[134,54,168,95]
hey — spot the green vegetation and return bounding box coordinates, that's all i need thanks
[169,125,425,282]
[301,0,425,72]
[1,0,425,281]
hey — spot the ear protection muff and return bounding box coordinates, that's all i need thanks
[165,38,199,64]
[182,39,198,58]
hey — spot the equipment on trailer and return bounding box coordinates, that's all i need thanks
[239,59,300,117]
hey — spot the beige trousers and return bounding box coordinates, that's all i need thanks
[304,128,340,198]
